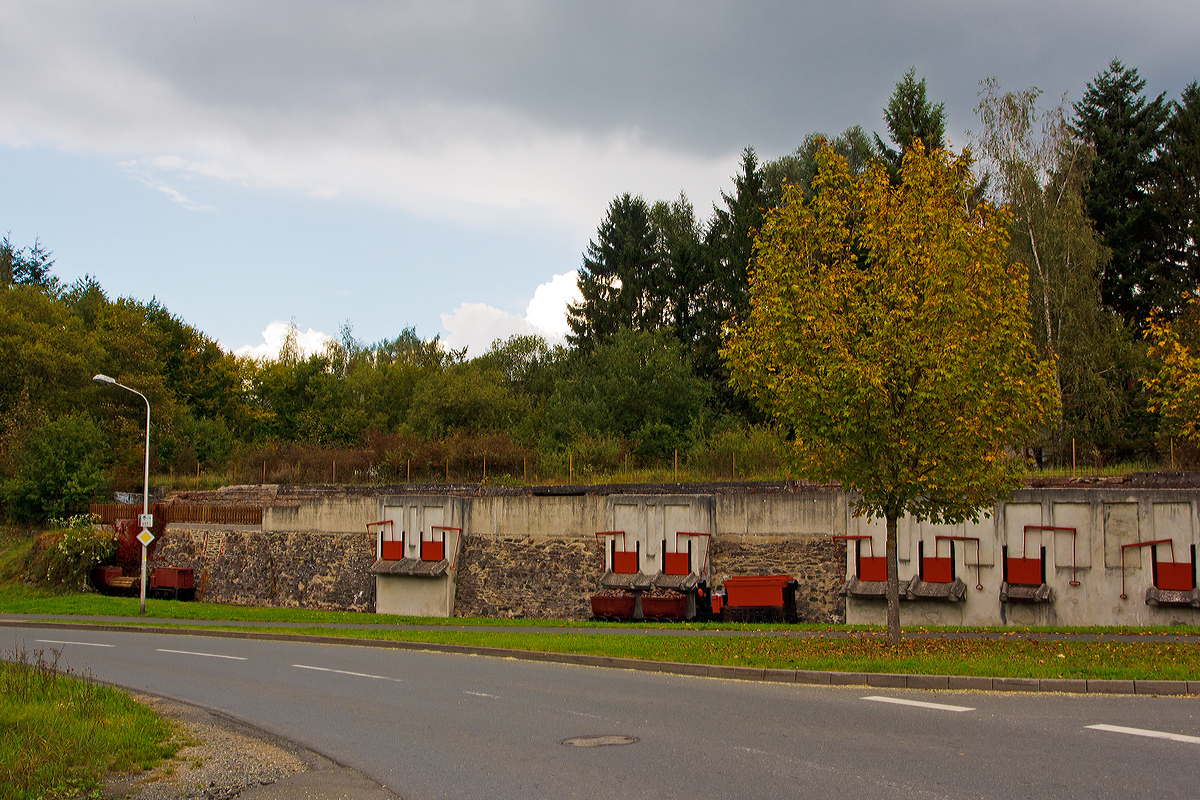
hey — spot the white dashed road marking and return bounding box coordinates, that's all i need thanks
[36,639,115,648]
[464,691,497,698]
[157,648,246,660]
[293,664,402,682]
[862,696,975,712]
[1087,724,1200,745]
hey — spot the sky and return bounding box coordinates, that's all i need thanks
[2,1,1198,359]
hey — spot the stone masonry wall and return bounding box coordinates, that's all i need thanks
[154,527,375,611]
[453,535,604,620]
[709,536,847,623]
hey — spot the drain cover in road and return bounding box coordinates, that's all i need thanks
[560,735,639,747]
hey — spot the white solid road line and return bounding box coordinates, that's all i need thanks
[157,648,247,660]
[862,696,975,712]
[293,664,403,682]
[463,691,497,698]
[36,639,115,648]
[1087,724,1200,745]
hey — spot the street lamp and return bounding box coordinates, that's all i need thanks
[94,373,152,615]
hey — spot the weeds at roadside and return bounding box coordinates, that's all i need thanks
[0,644,180,800]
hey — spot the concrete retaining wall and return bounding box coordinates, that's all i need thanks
[159,479,1200,625]
[844,486,1200,627]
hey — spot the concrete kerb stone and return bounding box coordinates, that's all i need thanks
[829,672,869,686]
[1039,679,1088,693]
[762,669,797,683]
[867,673,907,688]
[1087,679,1135,694]
[1133,680,1189,696]
[1,620,1195,696]
[796,670,832,685]
[708,665,765,681]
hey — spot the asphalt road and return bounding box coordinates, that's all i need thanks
[6,624,1199,800]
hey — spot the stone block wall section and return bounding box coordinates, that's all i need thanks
[452,535,604,619]
[153,529,375,611]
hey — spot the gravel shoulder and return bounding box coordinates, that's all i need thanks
[102,694,397,800]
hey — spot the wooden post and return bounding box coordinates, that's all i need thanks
[733,451,736,480]
[483,455,486,482]
[196,462,200,489]
[407,459,411,483]
[523,456,527,481]
[262,461,266,485]
[333,459,336,484]
[569,452,573,483]
[446,458,449,483]
[674,449,678,482]
[1171,438,1175,470]
[1072,438,1076,478]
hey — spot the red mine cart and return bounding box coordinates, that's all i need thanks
[590,591,635,620]
[721,575,798,622]
[149,567,195,601]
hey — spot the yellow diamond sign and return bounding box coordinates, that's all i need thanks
[136,530,155,547]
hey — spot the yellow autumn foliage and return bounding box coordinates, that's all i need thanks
[1144,290,1200,444]
[723,143,1060,526]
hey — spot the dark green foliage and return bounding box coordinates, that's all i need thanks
[545,329,709,451]
[566,193,661,350]
[1160,81,1200,301]
[1073,59,1172,326]
[875,68,947,176]
[2,414,108,523]
[0,235,55,290]
[762,127,878,203]
[408,362,529,438]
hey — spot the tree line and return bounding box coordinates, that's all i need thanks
[569,61,1200,468]
[2,60,1198,522]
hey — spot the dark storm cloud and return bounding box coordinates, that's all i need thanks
[57,0,1200,158]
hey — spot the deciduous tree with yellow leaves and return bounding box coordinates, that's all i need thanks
[723,143,1060,644]
[1144,290,1200,447]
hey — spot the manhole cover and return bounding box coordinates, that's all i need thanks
[560,735,639,748]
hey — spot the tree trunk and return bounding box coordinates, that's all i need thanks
[885,512,902,645]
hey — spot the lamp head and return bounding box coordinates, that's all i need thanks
[93,374,116,385]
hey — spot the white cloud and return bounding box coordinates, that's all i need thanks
[233,321,332,360]
[441,303,537,356]
[441,271,583,355]
[524,272,581,336]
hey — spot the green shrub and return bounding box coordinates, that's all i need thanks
[25,515,114,590]
[2,413,108,523]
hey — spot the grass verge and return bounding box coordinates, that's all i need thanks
[38,620,1200,682]
[0,644,181,800]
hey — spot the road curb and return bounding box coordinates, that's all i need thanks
[4,619,1197,696]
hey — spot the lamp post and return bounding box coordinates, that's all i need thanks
[94,374,152,614]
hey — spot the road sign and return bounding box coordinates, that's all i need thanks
[139,513,154,529]
[136,530,155,547]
